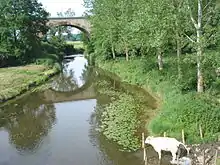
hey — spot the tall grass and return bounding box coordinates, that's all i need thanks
[97,55,220,144]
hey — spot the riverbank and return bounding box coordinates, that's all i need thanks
[0,65,59,103]
[96,58,220,144]
[94,69,158,151]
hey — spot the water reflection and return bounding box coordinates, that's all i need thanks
[1,93,56,153]
[0,56,157,165]
[51,57,89,92]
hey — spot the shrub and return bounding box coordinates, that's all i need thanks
[97,58,220,144]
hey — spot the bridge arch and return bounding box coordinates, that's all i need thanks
[47,17,91,37]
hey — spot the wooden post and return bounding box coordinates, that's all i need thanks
[199,124,203,139]
[145,156,148,165]
[113,80,116,88]
[182,129,185,144]
[202,150,205,165]
[214,149,218,165]
[142,132,145,149]
[142,133,146,162]
[163,132,166,137]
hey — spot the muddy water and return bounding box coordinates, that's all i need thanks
[0,56,163,165]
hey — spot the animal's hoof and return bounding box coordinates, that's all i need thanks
[170,160,177,164]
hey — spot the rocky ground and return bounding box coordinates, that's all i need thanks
[143,142,220,165]
[187,142,220,165]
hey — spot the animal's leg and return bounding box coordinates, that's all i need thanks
[171,151,177,163]
[157,150,162,165]
[157,150,161,160]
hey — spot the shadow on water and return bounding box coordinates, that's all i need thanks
[0,56,170,165]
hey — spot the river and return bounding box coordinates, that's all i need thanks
[0,55,164,165]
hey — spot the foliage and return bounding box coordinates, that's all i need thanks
[0,93,56,151]
[84,0,220,146]
[85,0,220,90]
[0,0,49,65]
[99,94,141,151]
[57,8,75,17]
[97,58,220,144]
[94,77,150,151]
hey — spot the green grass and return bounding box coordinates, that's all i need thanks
[96,56,220,144]
[217,158,220,165]
[0,41,63,102]
[66,41,84,49]
[0,65,58,102]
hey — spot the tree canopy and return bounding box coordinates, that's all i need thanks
[84,0,220,145]
[85,0,220,92]
[0,0,49,65]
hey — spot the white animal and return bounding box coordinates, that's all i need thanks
[145,136,189,163]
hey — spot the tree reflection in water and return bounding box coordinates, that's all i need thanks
[80,63,90,84]
[0,92,56,153]
[51,62,79,92]
[51,60,95,93]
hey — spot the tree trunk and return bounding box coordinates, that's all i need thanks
[13,29,17,44]
[176,33,182,79]
[197,30,203,92]
[197,0,204,93]
[111,45,116,59]
[58,27,62,40]
[175,12,182,79]
[125,45,129,61]
[157,48,163,70]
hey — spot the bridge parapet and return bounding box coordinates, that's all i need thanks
[48,17,91,34]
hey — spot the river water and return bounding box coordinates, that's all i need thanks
[0,56,163,165]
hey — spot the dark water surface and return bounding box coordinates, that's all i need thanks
[0,56,159,165]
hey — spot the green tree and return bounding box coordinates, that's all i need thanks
[0,0,49,64]
[47,8,76,42]
[57,8,75,17]
[186,0,219,92]
[169,0,190,79]
[85,0,220,91]
[57,8,75,41]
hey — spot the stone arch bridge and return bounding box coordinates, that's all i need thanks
[48,17,91,35]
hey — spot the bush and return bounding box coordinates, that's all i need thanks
[35,57,54,66]
[34,53,61,70]
[41,42,58,54]
[97,58,220,144]
[62,44,75,55]
[149,93,220,143]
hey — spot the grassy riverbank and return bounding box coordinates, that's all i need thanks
[94,71,157,151]
[0,39,83,103]
[66,41,84,49]
[96,57,220,144]
[0,64,59,102]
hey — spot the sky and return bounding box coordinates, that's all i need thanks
[38,0,86,33]
[38,0,86,17]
